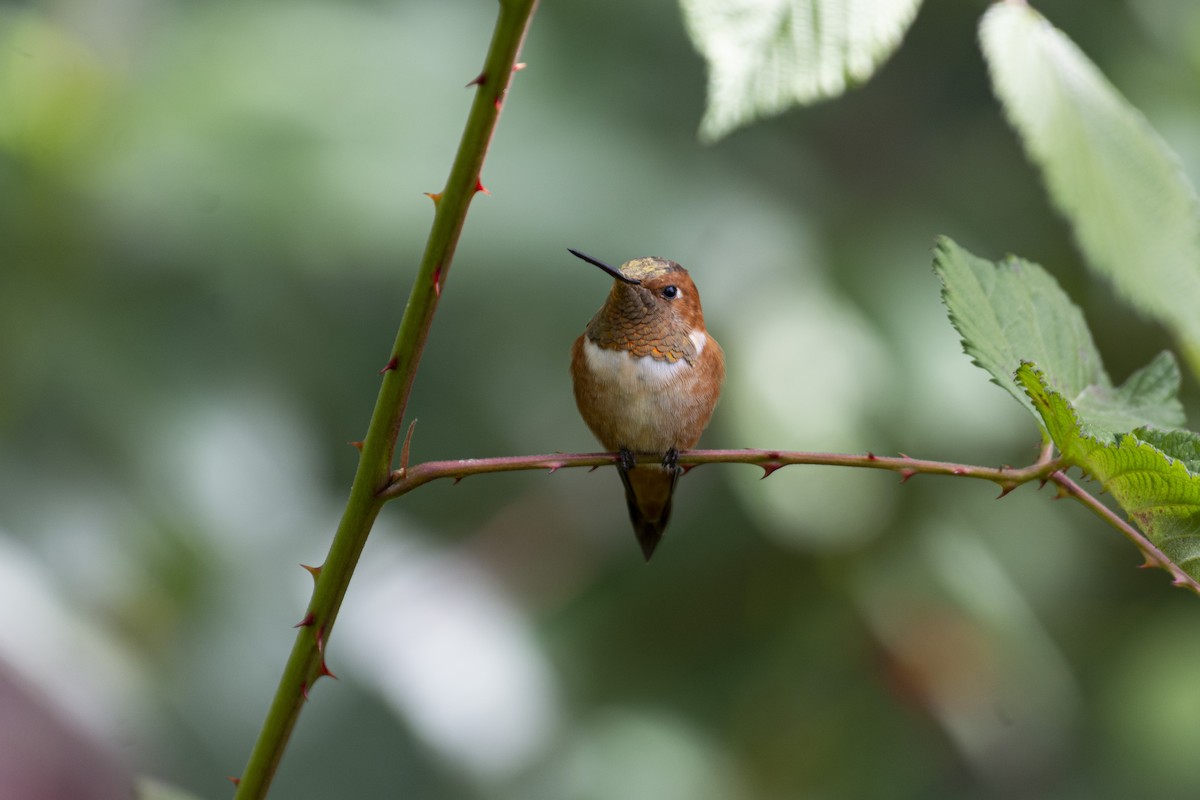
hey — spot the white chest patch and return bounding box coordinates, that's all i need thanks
[582,336,698,387]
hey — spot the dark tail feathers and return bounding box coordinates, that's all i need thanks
[617,461,679,561]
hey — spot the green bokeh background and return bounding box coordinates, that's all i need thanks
[4,0,1200,798]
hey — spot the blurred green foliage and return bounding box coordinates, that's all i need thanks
[3,0,1200,798]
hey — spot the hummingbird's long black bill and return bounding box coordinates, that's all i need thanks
[568,248,640,285]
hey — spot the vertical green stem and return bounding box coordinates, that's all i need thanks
[233,2,539,797]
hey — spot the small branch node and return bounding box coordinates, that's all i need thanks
[311,626,337,677]
[314,626,327,656]
[399,419,418,479]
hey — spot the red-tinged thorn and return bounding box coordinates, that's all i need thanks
[294,611,315,629]
[349,440,364,451]
[513,62,527,72]
[866,451,877,461]
[1173,576,1190,588]
[475,177,491,196]
[379,355,399,375]
[452,475,464,485]
[680,463,697,476]
[546,463,563,475]
[433,265,442,297]
[1138,556,1157,569]
[424,191,443,205]
[300,681,310,701]
[899,469,916,483]
[760,462,782,479]
[494,96,503,111]
[953,467,966,475]
[466,71,486,87]
[996,483,1016,499]
[319,659,338,681]
[301,563,322,582]
[228,777,241,787]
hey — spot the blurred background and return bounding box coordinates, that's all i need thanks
[4,0,1200,797]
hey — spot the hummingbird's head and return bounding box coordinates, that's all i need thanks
[568,249,706,334]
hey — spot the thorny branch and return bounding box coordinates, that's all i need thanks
[379,444,1200,594]
[232,2,540,797]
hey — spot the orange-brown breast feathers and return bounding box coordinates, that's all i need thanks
[571,328,723,454]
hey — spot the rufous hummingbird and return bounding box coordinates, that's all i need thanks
[568,248,725,560]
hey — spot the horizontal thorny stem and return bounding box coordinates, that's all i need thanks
[380,446,1066,499]
[378,445,1200,593]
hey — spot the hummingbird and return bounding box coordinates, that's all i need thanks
[568,248,725,560]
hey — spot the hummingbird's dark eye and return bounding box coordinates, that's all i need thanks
[661,285,679,299]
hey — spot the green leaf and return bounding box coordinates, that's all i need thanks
[980,2,1200,374]
[1133,428,1200,473]
[934,236,1105,418]
[935,237,1185,436]
[681,0,923,142]
[1017,363,1200,578]
[1073,352,1184,438]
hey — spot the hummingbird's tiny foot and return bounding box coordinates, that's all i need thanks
[618,448,637,471]
[662,448,680,474]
